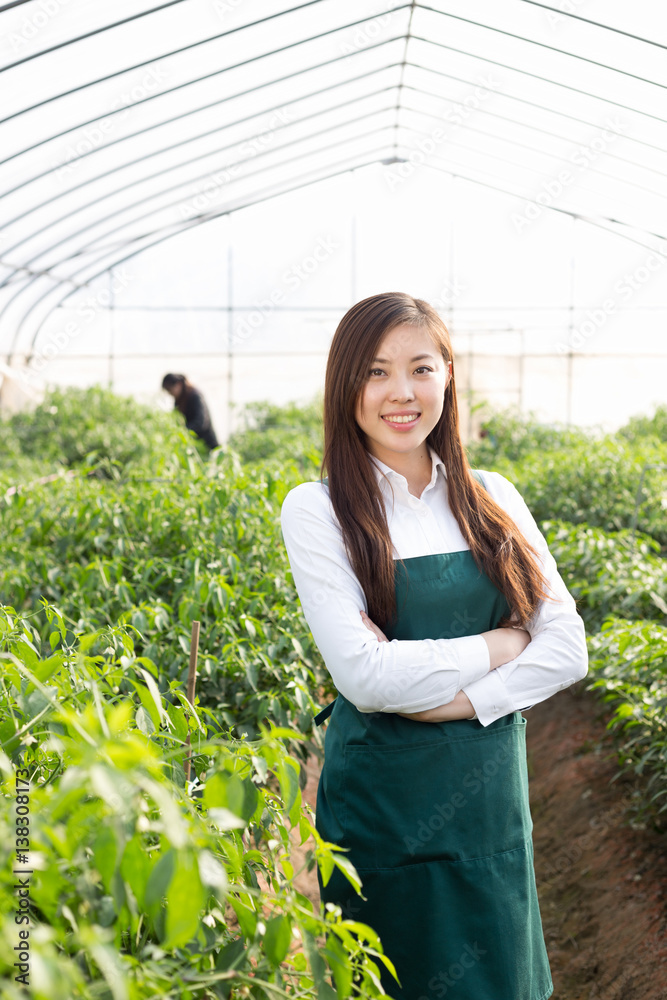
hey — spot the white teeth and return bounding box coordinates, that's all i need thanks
[383,414,419,423]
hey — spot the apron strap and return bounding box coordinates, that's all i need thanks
[314,471,482,728]
[313,697,337,726]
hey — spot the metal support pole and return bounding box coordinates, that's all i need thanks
[108,268,115,390]
[227,232,234,440]
[566,215,576,427]
[351,210,357,303]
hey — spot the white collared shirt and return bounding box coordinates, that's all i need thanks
[279,444,588,727]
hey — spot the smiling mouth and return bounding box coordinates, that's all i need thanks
[381,413,421,424]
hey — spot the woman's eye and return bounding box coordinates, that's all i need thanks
[368,367,433,376]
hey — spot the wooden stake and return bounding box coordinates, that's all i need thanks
[184,619,200,786]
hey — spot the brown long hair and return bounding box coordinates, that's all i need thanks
[162,373,194,415]
[321,292,552,631]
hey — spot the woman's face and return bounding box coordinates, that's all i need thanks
[354,323,451,466]
[165,382,183,399]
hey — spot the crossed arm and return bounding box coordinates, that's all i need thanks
[280,475,588,727]
[359,609,532,721]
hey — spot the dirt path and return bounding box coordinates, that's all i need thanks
[291,687,667,999]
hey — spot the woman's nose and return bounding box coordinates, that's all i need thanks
[389,378,415,401]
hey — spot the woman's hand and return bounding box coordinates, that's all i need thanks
[398,690,477,722]
[482,626,531,668]
[360,611,477,721]
[360,610,389,642]
[360,610,531,666]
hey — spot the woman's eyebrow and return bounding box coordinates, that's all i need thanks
[371,353,436,363]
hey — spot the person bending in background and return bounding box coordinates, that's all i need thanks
[161,373,219,451]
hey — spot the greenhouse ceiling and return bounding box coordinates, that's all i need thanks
[0,0,665,359]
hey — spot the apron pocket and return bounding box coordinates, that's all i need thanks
[342,717,533,871]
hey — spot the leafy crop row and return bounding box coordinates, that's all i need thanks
[471,405,667,825]
[0,605,394,999]
[1,389,395,999]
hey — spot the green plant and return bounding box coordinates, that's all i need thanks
[0,605,397,999]
[586,617,667,826]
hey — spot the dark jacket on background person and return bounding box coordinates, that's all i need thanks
[181,386,219,450]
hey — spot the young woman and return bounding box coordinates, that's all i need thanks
[280,292,588,1000]
[161,373,219,451]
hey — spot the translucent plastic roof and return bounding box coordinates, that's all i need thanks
[1,0,666,361]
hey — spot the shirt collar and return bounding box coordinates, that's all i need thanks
[366,443,447,499]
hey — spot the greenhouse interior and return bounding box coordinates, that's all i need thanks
[1,2,666,999]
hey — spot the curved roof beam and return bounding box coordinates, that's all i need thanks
[0,115,398,308]
[0,44,404,200]
[6,104,398,271]
[422,156,667,256]
[19,149,666,366]
[411,33,667,125]
[0,55,401,174]
[3,45,664,275]
[412,66,667,158]
[1,0,193,72]
[518,1,667,48]
[0,0,38,10]
[399,102,665,200]
[4,81,661,298]
[418,4,667,90]
[2,0,663,166]
[13,94,667,282]
[0,2,411,124]
[15,150,393,359]
[0,81,403,268]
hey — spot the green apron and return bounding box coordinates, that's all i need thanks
[313,476,553,1000]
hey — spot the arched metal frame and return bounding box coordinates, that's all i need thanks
[1,0,665,361]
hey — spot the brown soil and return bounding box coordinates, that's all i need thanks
[290,687,667,999]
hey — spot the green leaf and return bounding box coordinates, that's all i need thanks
[263,914,291,965]
[277,756,301,824]
[135,704,155,735]
[324,932,353,998]
[230,897,257,941]
[120,836,151,909]
[203,771,257,823]
[163,850,205,949]
[145,848,176,916]
[302,928,338,1000]
[93,826,118,893]
[137,666,170,729]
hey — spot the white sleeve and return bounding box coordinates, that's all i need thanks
[461,471,589,727]
[280,482,492,714]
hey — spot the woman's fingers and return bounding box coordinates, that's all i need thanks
[360,610,389,642]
